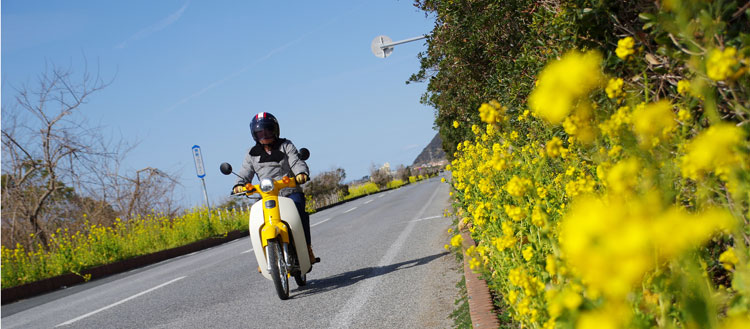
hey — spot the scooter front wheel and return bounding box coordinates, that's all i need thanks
[267,239,289,300]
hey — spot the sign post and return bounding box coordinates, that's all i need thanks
[192,145,212,220]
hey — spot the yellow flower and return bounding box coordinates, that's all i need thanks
[529,50,604,124]
[631,100,676,147]
[536,186,548,199]
[681,124,745,180]
[479,100,506,124]
[599,105,632,137]
[561,194,735,300]
[452,120,459,128]
[504,205,525,222]
[469,257,481,270]
[706,47,739,81]
[607,158,640,195]
[577,303,628,329]
[720,315,750,329]
[677,107,692,122]
[719,247,739,270]
[677,79,691,95]
[562,102,596,144]
[531,205,547,227]
[545,136,568,158]
[471,124,480,135]
[505,176,532,197]
[605,78,624,99]
[522,246,534,261]
[450,234,463,248]
[616,36,635,60]
[546,254,557,276]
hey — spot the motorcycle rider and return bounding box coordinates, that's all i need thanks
[232,112,319,264]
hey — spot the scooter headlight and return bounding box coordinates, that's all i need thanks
[259,178,274,192]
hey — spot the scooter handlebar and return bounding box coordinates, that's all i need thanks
[231,177,296,197]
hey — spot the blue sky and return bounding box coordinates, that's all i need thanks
[2,1,437,207]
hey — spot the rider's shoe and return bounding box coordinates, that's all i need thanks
[308,245,320,264]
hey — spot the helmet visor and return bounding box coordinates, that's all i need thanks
[253,128,275,140]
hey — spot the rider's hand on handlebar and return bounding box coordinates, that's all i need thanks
[295,173,309,184]
[232,185,246,194]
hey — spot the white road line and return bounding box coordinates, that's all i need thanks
[330,186,442,329]
[409,215,443,223]
[378,194,385,198]
[311,217,332,227]
[343,207,357,214]
[364,199,373,204]
[55,276,186,327]
[241,249,254,254]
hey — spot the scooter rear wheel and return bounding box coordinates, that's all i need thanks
[267,240,289,300]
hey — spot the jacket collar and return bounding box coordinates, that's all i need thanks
[249,138,287,163]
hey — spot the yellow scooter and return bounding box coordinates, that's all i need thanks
[219,149,311,300]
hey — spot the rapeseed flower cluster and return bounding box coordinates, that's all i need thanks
[605,78,624,99]
[706,47,739,81]
[528,50,604,124]
[479,100,507,124]
[446,34,749,328]
[680,124,746,181]
[631,100,677,148]
[615,36,635,60]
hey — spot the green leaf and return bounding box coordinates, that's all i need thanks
[639,12,656,22]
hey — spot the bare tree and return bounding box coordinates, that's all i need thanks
[369,163,392,189]
[303,168,348,209]
[396,164,412,182]
[1,63,183,250]
[1,63,112,248]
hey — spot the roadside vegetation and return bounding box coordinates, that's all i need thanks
[427,0,749,328]
[1,208,247,288]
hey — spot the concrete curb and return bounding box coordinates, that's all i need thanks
[461,230,500,328]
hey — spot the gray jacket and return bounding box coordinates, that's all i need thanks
[235,138,309,196]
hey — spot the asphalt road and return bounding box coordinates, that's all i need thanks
[2,176,461,329]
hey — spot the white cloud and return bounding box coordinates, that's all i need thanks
[116,1,189,49]
[402,144,420,151]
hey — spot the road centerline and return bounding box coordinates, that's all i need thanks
[55,276,186,327]
[311,217,333,227]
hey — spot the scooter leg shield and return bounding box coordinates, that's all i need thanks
[249,202,273,281]
[278,197,311,274]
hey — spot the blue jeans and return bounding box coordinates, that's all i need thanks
[287,192,311,246]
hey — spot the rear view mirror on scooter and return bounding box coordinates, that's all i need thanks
[299,148,309,161]
[220,162,233,175]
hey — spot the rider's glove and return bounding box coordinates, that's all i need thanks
[232,184,246,194]
[295,173,309,184]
